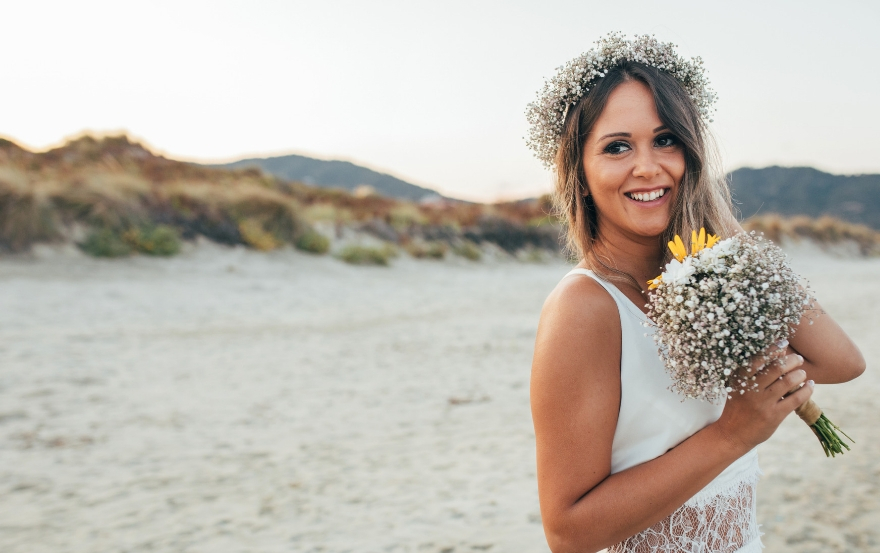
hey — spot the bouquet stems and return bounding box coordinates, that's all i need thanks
[795,400,854,457]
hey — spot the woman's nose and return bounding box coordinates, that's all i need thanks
[631,148,663,179]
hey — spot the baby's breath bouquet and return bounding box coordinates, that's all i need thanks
[646,229,853,457]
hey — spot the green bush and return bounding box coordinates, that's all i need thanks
[238,219,278,251]
[80,224,181,258]
[80,228,133,257]
[336,244,396,266]
[123,225,181,256]
[452,240,482,261]
[406,240,447,259]
[295,228,330,254]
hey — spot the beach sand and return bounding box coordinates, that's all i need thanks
[0,242,876,552]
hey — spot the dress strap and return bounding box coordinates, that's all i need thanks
[564,268,648,322]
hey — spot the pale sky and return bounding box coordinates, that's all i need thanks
[3,0,878,201]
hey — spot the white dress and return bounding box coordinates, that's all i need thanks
[566,269,762,553]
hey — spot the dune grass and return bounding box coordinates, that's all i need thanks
[451,240,482,261]
[336,244,398,266]
[743,214,880,256]
[405,240,447,260]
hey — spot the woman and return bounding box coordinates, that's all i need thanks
[527,35,865,553]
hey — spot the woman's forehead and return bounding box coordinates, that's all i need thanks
[592,81,663,137]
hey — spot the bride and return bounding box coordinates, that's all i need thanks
[527,35,865,553]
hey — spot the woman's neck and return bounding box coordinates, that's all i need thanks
[589,228,665,294]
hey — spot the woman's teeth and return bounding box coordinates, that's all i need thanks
[627,188,667,202]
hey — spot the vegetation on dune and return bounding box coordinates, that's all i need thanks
[336,244,398,266]
[743,214,880,256]
[405,240,447,260]
[295,228,331,254]
[0,134,564,261]
[451,240,482,261]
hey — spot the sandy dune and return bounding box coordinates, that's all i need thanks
[0,242,876,552]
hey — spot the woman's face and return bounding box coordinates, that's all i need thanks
[582,80,685,241]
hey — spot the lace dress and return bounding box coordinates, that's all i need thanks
[566,269,763,553]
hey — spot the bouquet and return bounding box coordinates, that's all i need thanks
[646,229,853,457]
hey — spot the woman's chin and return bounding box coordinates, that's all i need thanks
[629,220,669,239]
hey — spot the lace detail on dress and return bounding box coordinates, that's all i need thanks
[609,458,762,553]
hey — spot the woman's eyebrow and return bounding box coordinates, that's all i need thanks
[598,132,631,141]
[598,126,669,141]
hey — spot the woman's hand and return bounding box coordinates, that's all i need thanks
[713,343,814,454]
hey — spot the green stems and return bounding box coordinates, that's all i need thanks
[809,414,854,458]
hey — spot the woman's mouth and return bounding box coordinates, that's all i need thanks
[624,187,669,204]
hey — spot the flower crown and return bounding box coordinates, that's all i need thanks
[525,33,717,168]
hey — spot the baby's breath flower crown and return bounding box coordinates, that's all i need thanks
[525,33,716,168]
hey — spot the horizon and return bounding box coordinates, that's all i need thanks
[2,1,878,202]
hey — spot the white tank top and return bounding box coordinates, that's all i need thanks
[565,269,763,553]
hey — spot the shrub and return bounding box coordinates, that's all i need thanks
[406,240,447,259]
[238,219,278,251]
[295,228,330,254]
[123,225,181,256]
[0,183,60,252]
[388,204,427,230]
[336,244,396,266]
[80,228,132,257]
[464,216,562,253]
[452,240,482,261]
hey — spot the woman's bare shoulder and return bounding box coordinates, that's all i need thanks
[540,272,620,331]
[532,272,622,391]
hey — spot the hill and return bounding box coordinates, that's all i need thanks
[729,166,880,230]
[212,154,442,201]
[0,135,558,259]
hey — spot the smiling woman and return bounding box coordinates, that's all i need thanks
[526,35,864,553]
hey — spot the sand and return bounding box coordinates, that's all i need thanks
[0,241,876,552]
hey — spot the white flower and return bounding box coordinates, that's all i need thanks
[712,238,737,258]
[662,257,696,286]
[697,247,726,272]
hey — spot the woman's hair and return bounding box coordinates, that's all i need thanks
[553,61,738,287]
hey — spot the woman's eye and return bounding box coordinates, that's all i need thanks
[604,141,631,155]
[655,134,678,148]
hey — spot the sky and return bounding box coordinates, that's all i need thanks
[2,0,878,202]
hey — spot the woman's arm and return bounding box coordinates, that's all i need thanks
[786,301,865,384]
[531,276,812,553]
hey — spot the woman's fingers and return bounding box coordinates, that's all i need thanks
[765,367,808,397]
[778,378,814,411]
[758,353,803,387]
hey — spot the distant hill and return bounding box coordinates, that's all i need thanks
[730,166,880,230]
[212,154,442,201]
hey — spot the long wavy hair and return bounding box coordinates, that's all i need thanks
[553,62,738,288]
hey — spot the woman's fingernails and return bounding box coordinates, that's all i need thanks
[776,339,789,349]
[807,380,815,388]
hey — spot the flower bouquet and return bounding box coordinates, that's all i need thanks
[646,229,853,457]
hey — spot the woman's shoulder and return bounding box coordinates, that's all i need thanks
[533,270,622,381]
[540,269,619,327]
[531,269,622,430]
